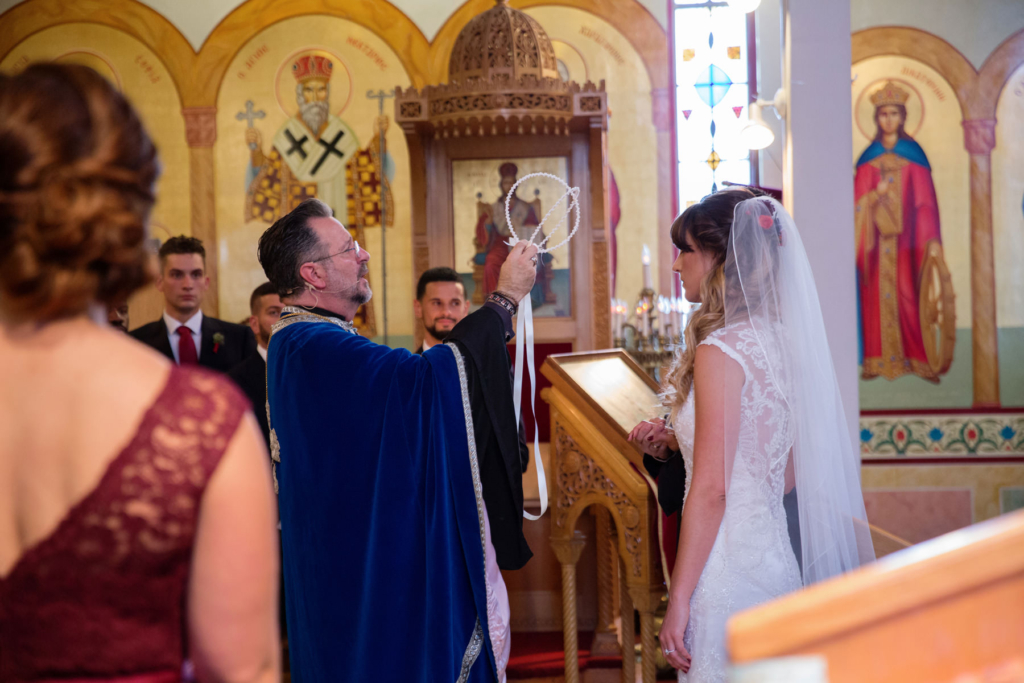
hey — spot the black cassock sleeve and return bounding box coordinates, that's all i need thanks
[446,304,534,571]
[643,451,687,516]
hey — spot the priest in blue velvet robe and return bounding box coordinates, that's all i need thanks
[257,198,537,682]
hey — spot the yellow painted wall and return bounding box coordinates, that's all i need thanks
[0,23,191,244]
[993,63,1024,330]
[526,6,660,303]
[214,16,413,330]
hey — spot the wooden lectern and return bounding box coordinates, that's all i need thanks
[728,509,1024,682]
[541,350,668,683]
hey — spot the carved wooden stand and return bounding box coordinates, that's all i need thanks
[542,351,667,683]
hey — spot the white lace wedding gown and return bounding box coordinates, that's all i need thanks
[674,323,803,682]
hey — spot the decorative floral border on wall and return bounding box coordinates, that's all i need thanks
[860,412,1024,457]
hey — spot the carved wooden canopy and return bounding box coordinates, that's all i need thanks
[449,0,559,84]
[395,0,607,138]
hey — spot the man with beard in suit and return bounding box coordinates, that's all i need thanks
[229,282,282,448]
[130,236,256,372]
[413,267,469,355]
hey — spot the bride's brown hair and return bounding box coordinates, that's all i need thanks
[661,188,758,417]
[0,63,159,323]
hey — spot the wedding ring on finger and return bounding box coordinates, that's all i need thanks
[530,257,538,265]
[664,648,676,655]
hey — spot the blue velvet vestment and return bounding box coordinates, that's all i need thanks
[267,317,497,682]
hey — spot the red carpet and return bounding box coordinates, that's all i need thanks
[506,631,622,678]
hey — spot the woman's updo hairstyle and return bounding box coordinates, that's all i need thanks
[0,63,159,323]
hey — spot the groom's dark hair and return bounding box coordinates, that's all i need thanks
[258,198,333,298]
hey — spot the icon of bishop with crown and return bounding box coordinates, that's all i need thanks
[244,53,360,225]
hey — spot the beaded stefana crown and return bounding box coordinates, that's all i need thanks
[870,81,910,107]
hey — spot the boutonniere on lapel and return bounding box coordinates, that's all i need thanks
[212,332,225,353]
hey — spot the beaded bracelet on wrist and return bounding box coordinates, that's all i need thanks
[487,291,518,317]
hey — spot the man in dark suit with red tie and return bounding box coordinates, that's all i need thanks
[130,236,256,372]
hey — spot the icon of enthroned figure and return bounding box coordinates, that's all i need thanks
[855,80,955,383]
[473,162,556,307]
[245,53,360,223]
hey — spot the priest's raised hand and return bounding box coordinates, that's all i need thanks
[257,198,536,683]
[496,240,542,303]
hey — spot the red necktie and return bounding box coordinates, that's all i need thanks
[176,326,198,365]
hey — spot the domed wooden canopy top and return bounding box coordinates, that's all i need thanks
[393,0,607,137]
[448,0,560,85]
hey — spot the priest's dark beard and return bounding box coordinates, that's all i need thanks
[346,264,372,305]
[350,285,372,306]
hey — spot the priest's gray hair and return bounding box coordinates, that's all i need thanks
[258,198,333,299]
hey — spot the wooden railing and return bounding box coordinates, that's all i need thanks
[729,509,1024,682]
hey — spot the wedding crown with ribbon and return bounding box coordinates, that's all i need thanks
[503,172,582,521]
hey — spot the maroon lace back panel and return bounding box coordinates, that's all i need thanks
[0,367,249,682]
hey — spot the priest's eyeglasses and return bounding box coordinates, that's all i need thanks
[312,240,360,262]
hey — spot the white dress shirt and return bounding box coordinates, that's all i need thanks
[420,336,437,352]
[257,343,268,362]
[163,309,203,365]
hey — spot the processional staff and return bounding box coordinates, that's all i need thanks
[366,89,395,345]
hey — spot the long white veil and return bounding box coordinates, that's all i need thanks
[725,196,875,584]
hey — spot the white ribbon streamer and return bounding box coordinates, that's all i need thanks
[503,172,581,521]
[513,294,545,521]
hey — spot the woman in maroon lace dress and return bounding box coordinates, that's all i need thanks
[0,64,280,682]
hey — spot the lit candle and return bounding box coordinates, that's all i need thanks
[641,244,653,291]
[657,296,667,335]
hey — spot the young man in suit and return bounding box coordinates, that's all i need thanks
[412,266,531,477]
[412,267,470,354]
[228,282,282,448]
[130,236,256,372]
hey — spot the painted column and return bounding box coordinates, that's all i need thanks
[182,106,219,317]
[652,87,676,297]
[782,0,859,441]
[963,118,1000,407]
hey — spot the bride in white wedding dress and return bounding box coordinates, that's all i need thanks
[628,189,875,681]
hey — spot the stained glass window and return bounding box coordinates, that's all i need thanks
[673,1,752,209]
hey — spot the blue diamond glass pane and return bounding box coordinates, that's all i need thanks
[694,64,732,108]
[708,7,749,84]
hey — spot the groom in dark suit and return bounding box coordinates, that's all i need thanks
[130,236,256,373]
[228,282,282,448]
